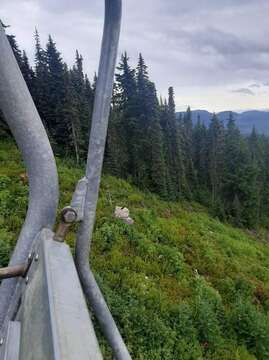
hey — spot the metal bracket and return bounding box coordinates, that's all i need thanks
[53,178,88,243]
[70,177,88,222]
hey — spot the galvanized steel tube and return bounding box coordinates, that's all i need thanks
[0,24,59,328]
[75,1,132,359]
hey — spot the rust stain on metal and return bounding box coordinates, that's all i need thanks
[54,207,77,242]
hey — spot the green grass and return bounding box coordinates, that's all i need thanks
[1,140,269,359]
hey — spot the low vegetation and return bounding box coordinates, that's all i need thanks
[1,140,269,359]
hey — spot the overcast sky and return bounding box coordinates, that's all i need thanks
[2,0,269,112]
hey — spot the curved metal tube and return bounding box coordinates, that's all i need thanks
[0,24,59,328]
[75,1,131,359]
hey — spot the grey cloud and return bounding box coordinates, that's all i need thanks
[249,83,261,88]
[231,88,255,95]
[39,0,102,14]
[173,27,269,59]
[2,0,269,111]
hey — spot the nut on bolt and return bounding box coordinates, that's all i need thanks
[61,207,77,224]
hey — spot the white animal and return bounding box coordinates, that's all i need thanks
[114,206,134,225]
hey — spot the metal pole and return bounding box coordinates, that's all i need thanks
[0,24,59,329]
[0,264,27,280]
[75,1,132,359]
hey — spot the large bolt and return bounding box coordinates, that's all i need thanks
[61,207,77,224]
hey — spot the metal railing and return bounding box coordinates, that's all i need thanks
[0,21,59,332]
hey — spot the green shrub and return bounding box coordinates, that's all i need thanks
[0,229,12,267]
[0,175,11,189]
[157,244,184,276]
[192,279,225,351]
[230,300,269,359]
[98,222,119,252]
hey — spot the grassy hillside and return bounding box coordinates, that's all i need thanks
[1,140,269,359]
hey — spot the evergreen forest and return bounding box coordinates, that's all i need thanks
[1,31,269,230]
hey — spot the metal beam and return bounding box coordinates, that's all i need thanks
[18,230,102,360]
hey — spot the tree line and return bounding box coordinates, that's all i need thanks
[1,31,269,229]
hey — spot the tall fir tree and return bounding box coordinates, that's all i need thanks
[193,118,209,201]
[46,35,66,149]
[182,106,196,197]
[34,29,50,132]
[113,53,137,176]
[161,87,186,199]
[208,114,225,216]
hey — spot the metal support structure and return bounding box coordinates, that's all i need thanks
[0,229,103,360]
[18,230,103,360]
[75,1,132,359]
[0,23,59,330]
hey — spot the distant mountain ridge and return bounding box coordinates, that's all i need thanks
[176,110,269,135]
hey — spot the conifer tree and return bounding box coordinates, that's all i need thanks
[193,117,209,201]
[71,51,91,157]
[7,34,23,66]
[247,126,264,224]
[208,114,225,215]
[223,113,244,223]
[161,87,186,199]
[45,35,66,148]
[21,50,35,91]
[134,54,167,193]
[182,106,196,196]
[34,29,50,132]
[146,82,167,196]
[104,109,128,177]
[114,53,137,177]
